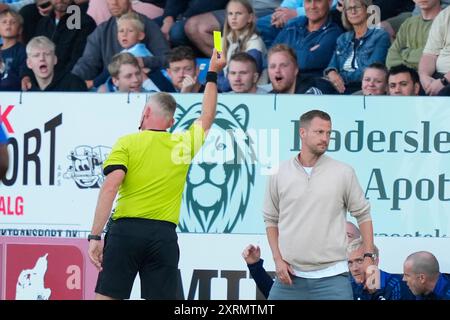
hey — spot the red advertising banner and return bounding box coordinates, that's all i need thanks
[0,237,97,300]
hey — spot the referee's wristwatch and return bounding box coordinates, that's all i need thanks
[363,252,378,260]
[87,234,101,242]
[440,75,449,86]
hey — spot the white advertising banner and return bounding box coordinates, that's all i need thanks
[1,92,449,237]
[0,92,449,300]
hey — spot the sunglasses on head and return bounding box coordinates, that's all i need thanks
[38,1,52,9]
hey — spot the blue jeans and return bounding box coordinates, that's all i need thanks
[153,16,190,47]
[268,272,353,300]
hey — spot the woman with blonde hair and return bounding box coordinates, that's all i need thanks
[324,0,390,94]
[218,0,266,92]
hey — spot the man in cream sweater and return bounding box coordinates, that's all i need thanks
[263,109,375,300]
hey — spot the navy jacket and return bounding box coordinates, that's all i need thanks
[0,43,26,91]
[416,273,450,300]
[351,270,415,300]
[247,259,274,299]
[273,16,343,79]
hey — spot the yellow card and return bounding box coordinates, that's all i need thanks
[213,31,222,53]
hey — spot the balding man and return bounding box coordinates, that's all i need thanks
[403,251,450,300]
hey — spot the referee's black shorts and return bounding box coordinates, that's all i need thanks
[95,218,179,300]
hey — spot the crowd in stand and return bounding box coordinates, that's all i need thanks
[1,0,450,96]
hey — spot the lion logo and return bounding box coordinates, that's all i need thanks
[171,103,256,233]
[63,145,111,188]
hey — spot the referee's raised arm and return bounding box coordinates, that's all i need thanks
[195,48,227,132]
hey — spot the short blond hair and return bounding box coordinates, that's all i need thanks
[26,36,55,56]
[117,12,145,33]
[267,44,298,67]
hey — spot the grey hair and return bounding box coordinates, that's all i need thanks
[347,237,379,256]
[341,0,373,30]
[148,92,177,119]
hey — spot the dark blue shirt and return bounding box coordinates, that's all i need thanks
[247,259,274,299]
[416,273,450,300]
[351,270,415,300]
[0,42,26,91]
[272,16,343,78]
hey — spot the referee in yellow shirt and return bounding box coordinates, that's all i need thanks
[87,49,226,300]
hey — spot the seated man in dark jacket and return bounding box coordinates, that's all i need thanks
[26,36,86,91]
[403,251,450,300]
[348,238,415,300]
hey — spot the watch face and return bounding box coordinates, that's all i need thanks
[364,253,376,259]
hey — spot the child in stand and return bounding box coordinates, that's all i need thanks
[99,12,163,92]
[117,12,152,59]
[218,0,266,92]
[0,9,26,91]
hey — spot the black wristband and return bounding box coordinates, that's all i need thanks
[206,71,218,84]
[87,234,101,242]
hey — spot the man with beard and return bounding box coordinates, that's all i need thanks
[388,64,421,96]
[34,0,95,73]
[267,44,336,94]
[263,109,375,299]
